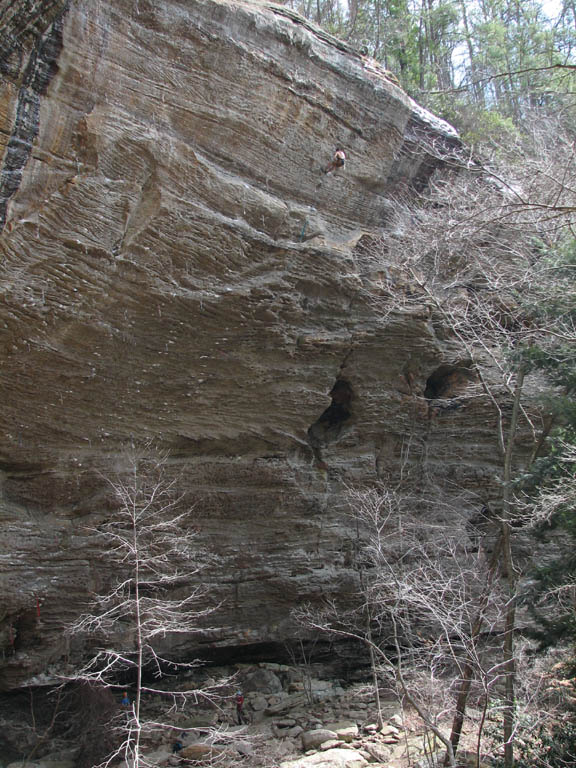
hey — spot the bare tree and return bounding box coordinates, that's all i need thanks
[66,447,225,768]
[298,487,507,768]
[353,128,576,765]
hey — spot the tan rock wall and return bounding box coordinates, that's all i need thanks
[0,0,504,691]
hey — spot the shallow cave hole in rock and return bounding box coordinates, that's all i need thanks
[424,361,474,400]
[183,638,373,681]
[307,379,353,462]
[10,609,41,653]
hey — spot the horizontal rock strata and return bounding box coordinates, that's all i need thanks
[0,0,522,699]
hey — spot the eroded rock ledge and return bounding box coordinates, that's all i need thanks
[0,0,497,697]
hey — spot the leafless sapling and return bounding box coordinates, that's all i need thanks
[66,448,226,768]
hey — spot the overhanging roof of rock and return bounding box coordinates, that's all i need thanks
[0,0,460,465]
[3,2,519,698]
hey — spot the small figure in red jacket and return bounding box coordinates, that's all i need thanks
[236,690,246,724]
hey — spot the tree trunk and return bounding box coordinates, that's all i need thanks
[446,538,502,765]
[132,502,143,766]
[367,628,384,730]
[501,366,525,768]
[459,0,484,107]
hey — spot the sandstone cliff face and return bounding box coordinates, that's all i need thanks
[1,0,502,693]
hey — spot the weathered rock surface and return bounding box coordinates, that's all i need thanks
[364,742,393,762]
[6,763,74,768]
[326,722,359,742]
[281,748,368,768]
[0,0,517,705]
[301,728,339,750]
[179,743,232,761]
[243,666,283,694]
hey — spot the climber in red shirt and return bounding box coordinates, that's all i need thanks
[236,690,246,724]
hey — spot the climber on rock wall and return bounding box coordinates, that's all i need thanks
[325,149,346,173]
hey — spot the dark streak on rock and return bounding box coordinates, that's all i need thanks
[0,7,67,232]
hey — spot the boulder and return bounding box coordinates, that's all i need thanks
[415,753,443,768]
[319,739,343,750]
[7,764,75,768]
[325,721,359,742]
[268,693,289,706]
[273,721,304,740]
[280,747,369,768]
[180,743,230,761]
[344,711,368,721]
[453,751,492,768]
[364,742,392,763]
[178,714,217,729]
[404,731,450,754]
[243,668,283,694]
[235,742,255,758]
[275,718,297,728]
[267,693,308,715]
[250,694,269,711]
[307,717,324,727]
[301,729,339,750]
[251,709,266,724]
[260,663,289,672]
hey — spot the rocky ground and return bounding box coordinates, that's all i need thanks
[4,663,490,768]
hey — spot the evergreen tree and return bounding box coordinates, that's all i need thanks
[284,0,576,139]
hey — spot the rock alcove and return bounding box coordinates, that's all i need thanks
[424,361,475,399]
[307,380,353,465]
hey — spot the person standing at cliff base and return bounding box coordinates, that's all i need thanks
[236,690,246,724]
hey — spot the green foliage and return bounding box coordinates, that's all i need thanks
[529,427,576,486]
[521,237,576,425]
[456,108,520,148]
[529,240,576,336]
[526,428,576,647]
[286,0,576,136]
[533,351,576,396]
